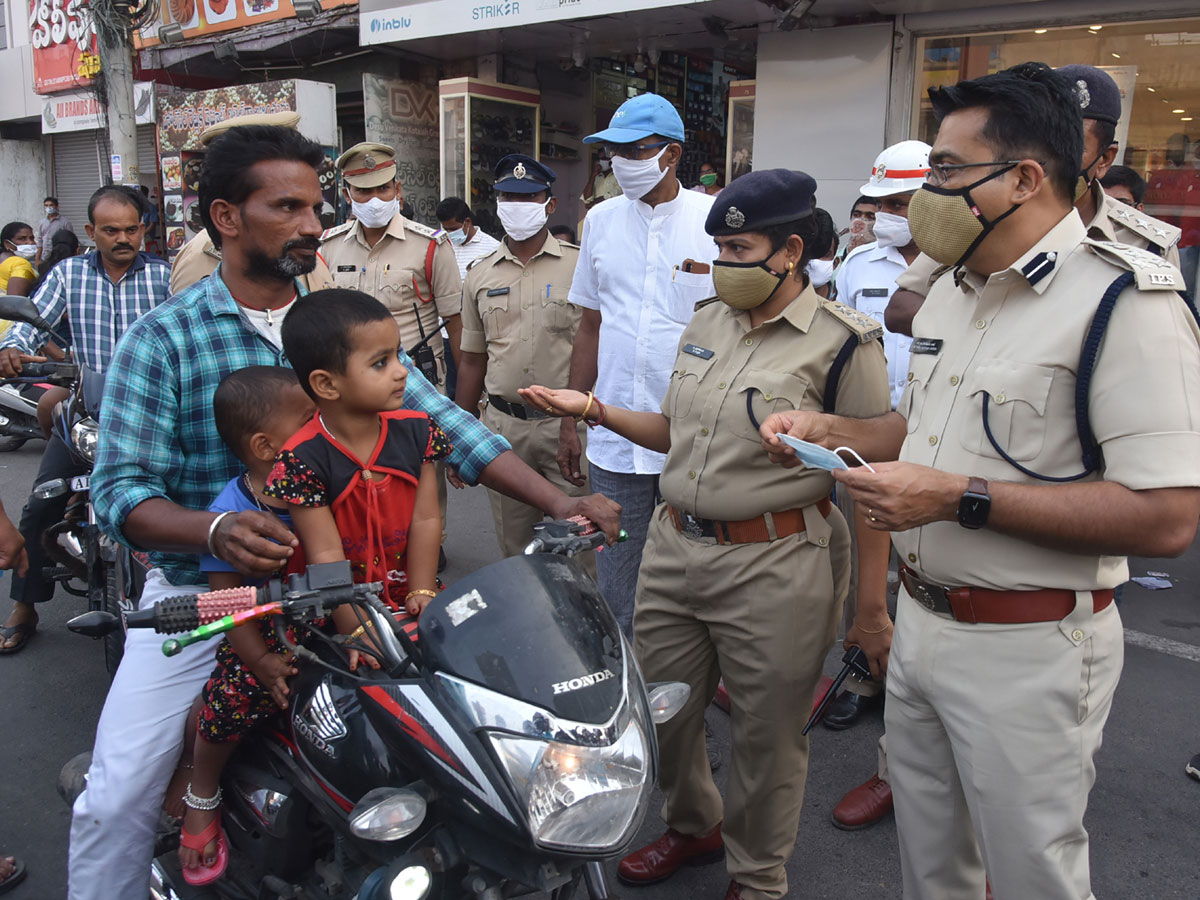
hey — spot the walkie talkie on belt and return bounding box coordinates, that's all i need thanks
[409,302,440,385]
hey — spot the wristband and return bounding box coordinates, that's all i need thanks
[206,511,234,558]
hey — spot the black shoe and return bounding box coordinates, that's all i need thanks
[1187,753,1200,782]
[821,690,881,731]
[438,548,448,573]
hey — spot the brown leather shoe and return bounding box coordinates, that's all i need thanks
[831,775,893,830]
[617,826,724,885]
[724,880,745,900]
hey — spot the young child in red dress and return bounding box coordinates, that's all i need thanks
[264,287,449,633]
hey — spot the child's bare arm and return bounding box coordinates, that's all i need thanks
[404,461,441,616]
[290,503,380,670]
[209,570,297,708]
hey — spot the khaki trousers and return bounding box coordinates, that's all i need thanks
[885,585,1124,900]
[633,502,849,900]
[480,405,595,574]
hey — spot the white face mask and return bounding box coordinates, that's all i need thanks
[806,257,835,288]
[497,199,550,241]
[872,211,912,249]
[611,146,670,200]
[351,196,399,229]
[7,242,36,260]
[598,159,611,172]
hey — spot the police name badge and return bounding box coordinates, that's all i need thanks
[682,343,715,359]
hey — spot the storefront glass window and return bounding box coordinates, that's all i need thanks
[914,19,1200,287]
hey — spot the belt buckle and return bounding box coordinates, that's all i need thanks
[680,513,704,540]
[904,570,946,614]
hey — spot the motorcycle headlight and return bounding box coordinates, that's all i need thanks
[489,714,650,853]
[70,418,99,462]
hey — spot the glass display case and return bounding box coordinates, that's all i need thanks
[727,80,755,183]
[439,78,540,237]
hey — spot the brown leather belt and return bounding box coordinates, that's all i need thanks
[488,395,550,420]
[667,498,832,545]
[899,565,1114,625]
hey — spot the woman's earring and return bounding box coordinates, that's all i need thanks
[786,261,795,272]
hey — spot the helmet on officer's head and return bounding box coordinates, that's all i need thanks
[859,140,932,197]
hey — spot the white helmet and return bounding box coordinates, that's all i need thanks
[859,140,932,197]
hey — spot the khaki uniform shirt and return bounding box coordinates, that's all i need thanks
[320,215,463,365]
[1083,182,1182,268]
[660,286,891,521]
[894,252,945,299]
[459,234,581,401]
[895,211,1200,592]
[168,230,334,296]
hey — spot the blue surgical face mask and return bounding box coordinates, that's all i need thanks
[446,227,467,246]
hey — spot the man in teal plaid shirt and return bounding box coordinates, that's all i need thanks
[69,124,620,900]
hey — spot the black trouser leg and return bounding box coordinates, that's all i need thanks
[9,432,88,606]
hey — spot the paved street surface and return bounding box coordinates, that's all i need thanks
[1,438,1198,898]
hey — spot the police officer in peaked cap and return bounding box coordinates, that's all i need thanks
[520,169,893,900]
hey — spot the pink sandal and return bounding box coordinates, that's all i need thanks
[180,786,229,886]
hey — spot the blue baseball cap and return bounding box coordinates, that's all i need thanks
[583,93,685,145]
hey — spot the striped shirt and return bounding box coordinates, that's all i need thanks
[2,251,171,373]
[92,266,511,586]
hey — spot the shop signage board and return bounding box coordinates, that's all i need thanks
[134,0,356,49]
[30,0,99,94]
[360,0,716,45]
[40,82,156,134]
[155,79,339,257]
[363,74,441,223]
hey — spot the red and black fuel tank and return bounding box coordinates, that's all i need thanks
[418,554,624,725]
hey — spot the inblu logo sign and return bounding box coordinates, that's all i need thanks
[472,1,519,20]
[369,15,412,32]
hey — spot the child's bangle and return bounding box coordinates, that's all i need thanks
[576,391,595,423]
[587,399,607,428]
[405,589,437,604]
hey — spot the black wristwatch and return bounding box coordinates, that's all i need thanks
[957,476,990,529]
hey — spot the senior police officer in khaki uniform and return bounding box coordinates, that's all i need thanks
[169,111,336,294]
[521,169,894,900]
[1062,64,1182,266]
[321,142,464,382]
[455,155,593,563]
[766,63,1200,900]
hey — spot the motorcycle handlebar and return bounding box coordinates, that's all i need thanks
[0,361,79,385]
[523,517,626,557]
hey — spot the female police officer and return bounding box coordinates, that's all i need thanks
[521,169,893,900]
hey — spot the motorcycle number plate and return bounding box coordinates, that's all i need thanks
[70,475,90,491]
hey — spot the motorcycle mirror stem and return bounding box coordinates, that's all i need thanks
[0,295,68,348]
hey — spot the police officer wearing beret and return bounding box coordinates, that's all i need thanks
[1061,64,1182,265]
[455,156,594,567]
[169,111,336,295]
[522,169,893,900]
[768,62,1200,900]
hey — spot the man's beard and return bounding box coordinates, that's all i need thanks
[246,238,319,281]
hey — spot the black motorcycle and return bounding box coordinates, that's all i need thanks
[0,294,147,676]
[122,520,687,900]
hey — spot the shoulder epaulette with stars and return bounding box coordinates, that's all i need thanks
[405,219,447,243]
[1106,203,1181,252]
[202,242,221,261]
[1083,238,1185,291]
[820,299,884,343]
